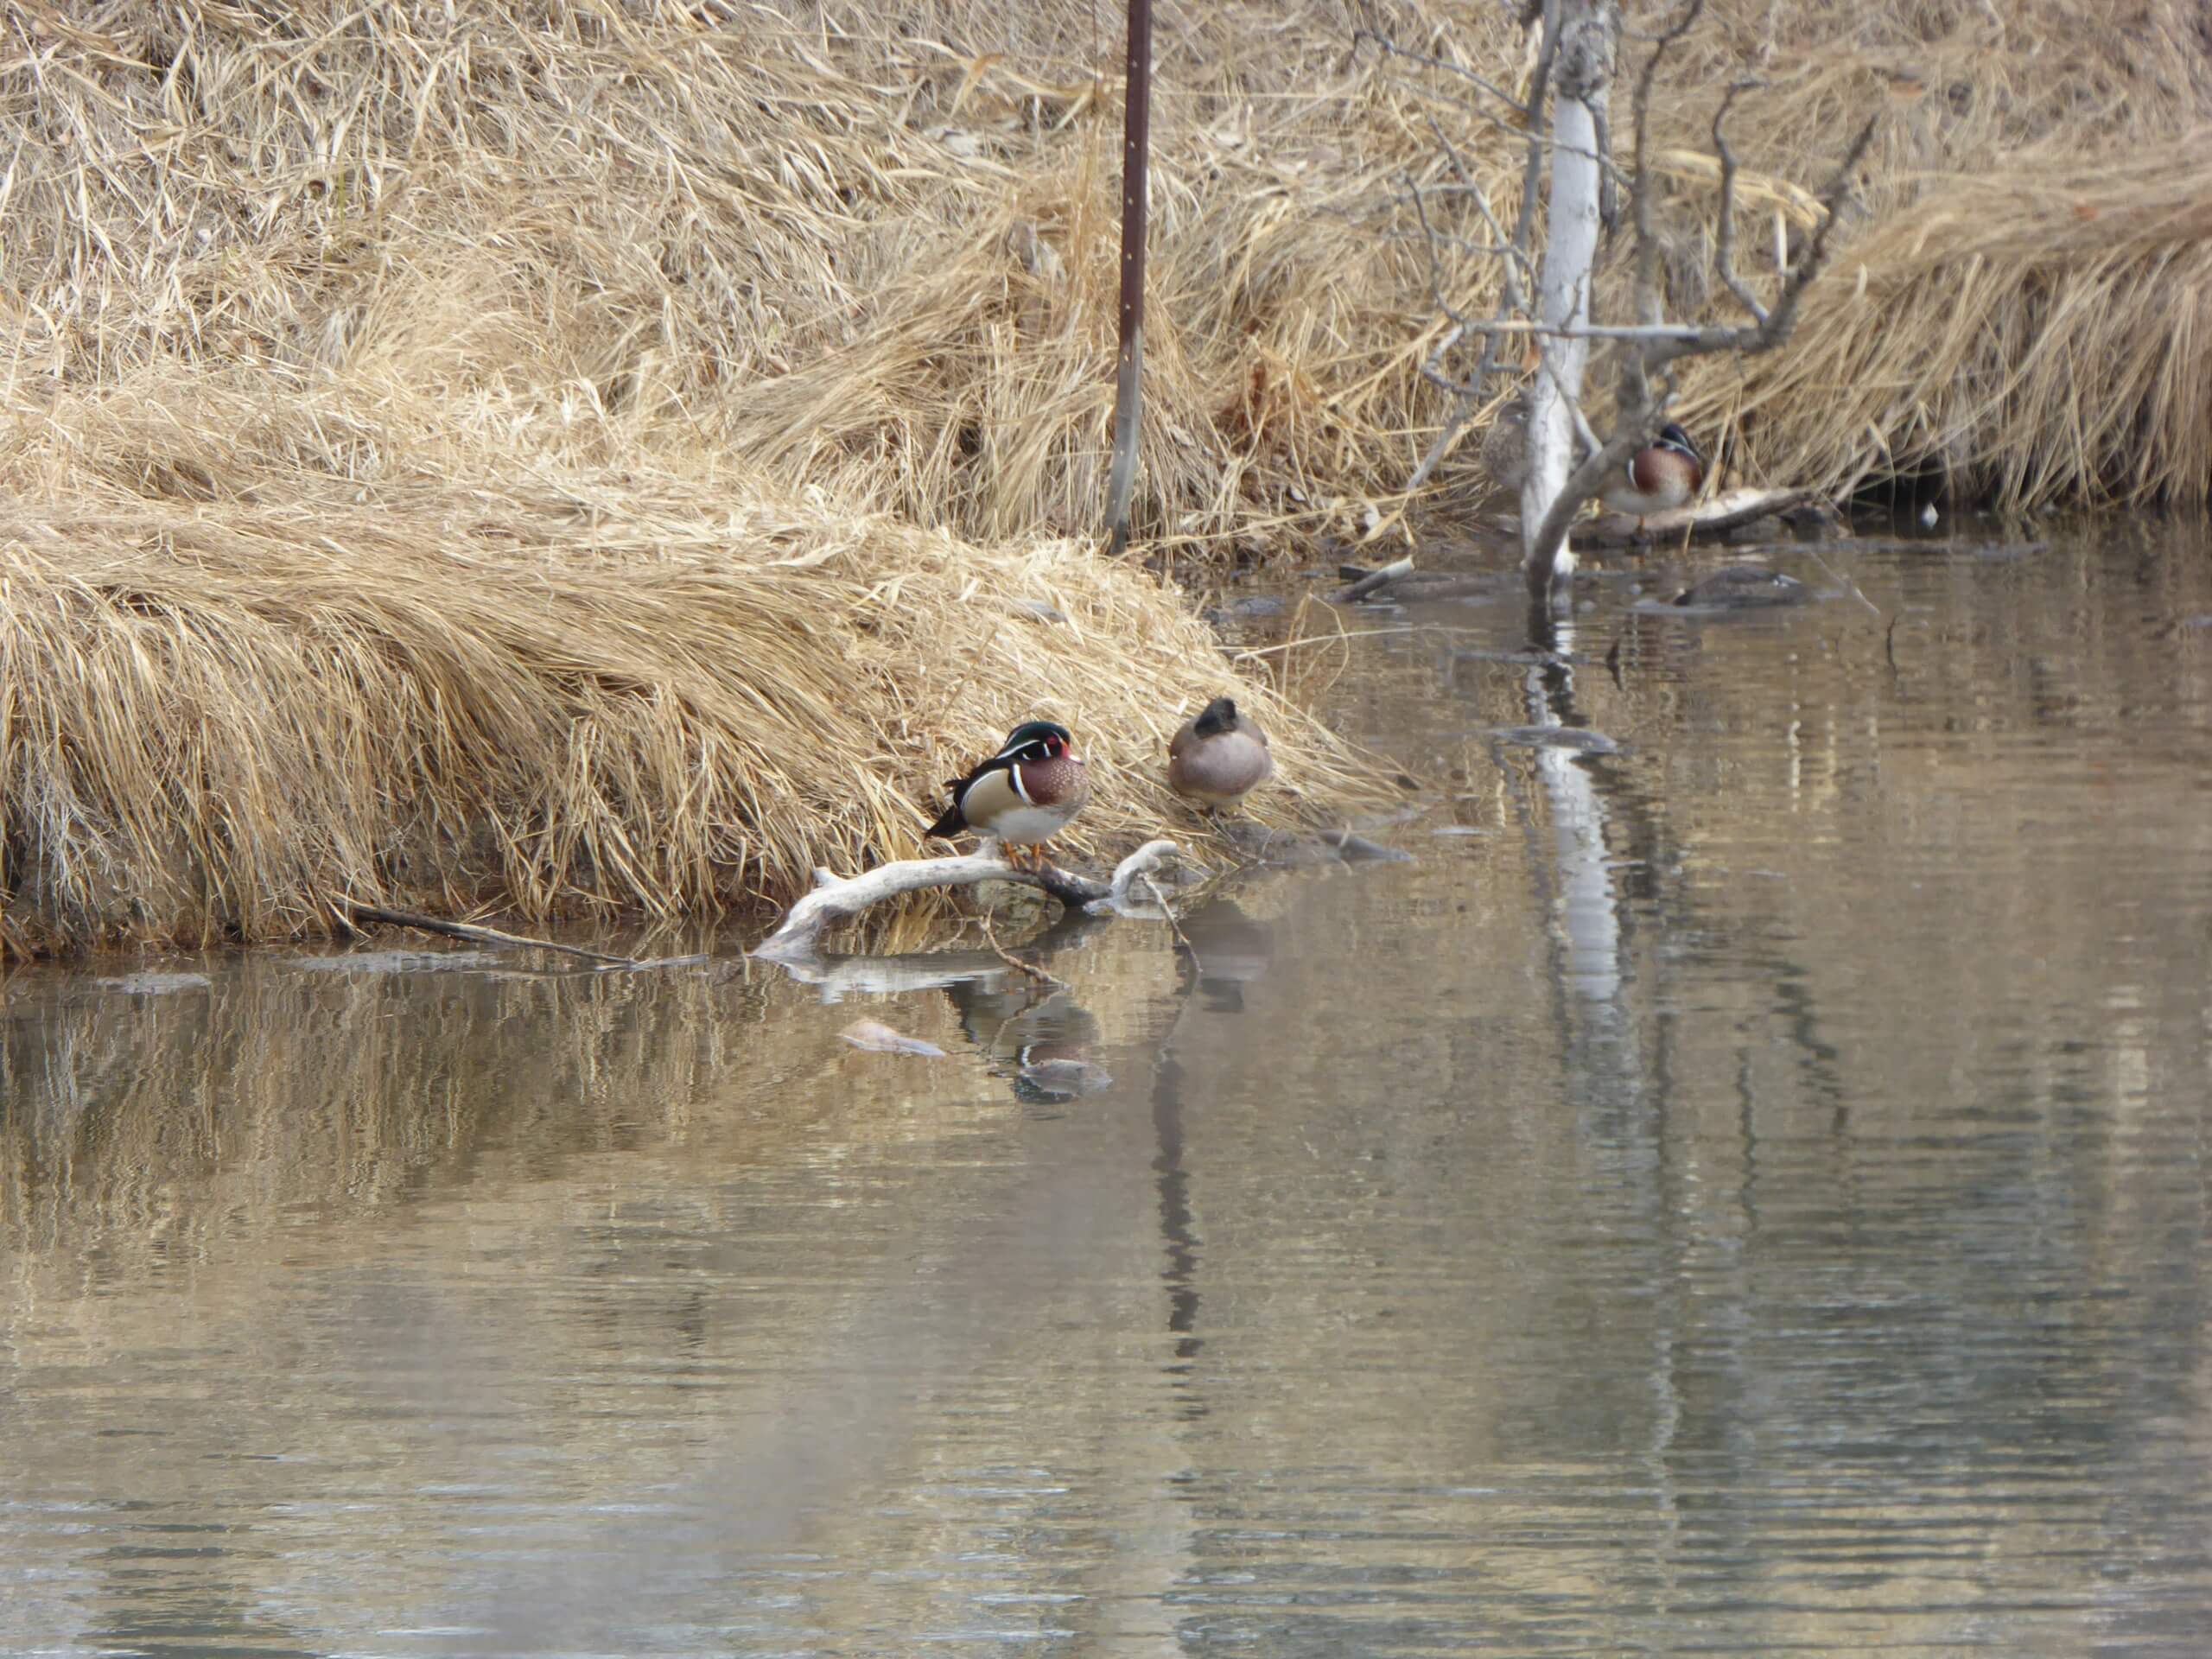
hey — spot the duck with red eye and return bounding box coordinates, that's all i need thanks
[925,720,1091,872]
[1602,422,1705,532]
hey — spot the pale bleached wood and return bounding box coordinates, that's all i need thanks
[752,840,1181,963]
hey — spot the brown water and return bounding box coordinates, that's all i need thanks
[6,521,2212,1656]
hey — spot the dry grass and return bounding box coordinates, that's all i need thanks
[2,0,1416,951]
[1688,136,2212,508]
[3,2,2204,534]
[0,372,1370,953]
[1375,0,2212,508]
[0,1,2206,947]
[0,0,1455,554]
[1642,2,2212,506]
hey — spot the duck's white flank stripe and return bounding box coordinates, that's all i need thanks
[1009,762,1033,804]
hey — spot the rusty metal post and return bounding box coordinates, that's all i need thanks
[1103,0,1152,557]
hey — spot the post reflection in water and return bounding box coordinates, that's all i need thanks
[4,531,2212,1655]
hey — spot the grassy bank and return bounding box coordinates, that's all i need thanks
[1,1,2205,949]
[0,389,1365,951]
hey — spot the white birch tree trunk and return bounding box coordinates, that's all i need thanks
[1521,0,1614,604]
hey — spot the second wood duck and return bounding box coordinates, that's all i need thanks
[926,719,1090,870]
[1602,423,1705,529]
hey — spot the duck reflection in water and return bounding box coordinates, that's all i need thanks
[937,897,1276,1098]
[943,964,1113,1103]
[1171,898,1276,1014]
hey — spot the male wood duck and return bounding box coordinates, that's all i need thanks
[1602,423,1705,528]
[1166,696,1273,811]
[926,719,1090,870]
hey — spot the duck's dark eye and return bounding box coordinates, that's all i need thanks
[1044,736,1063,757]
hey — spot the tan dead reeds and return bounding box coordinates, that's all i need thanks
[2,1,1421,950]
[1374,0,2212,509]
[2,2,2203,538]
[1683,137,2212,508]
[0,0,1469,556]
[1,2,2206,947]
[0,372,1368,953]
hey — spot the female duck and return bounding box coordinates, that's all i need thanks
[1167,696,1273,811]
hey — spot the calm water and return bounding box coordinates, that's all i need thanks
[6,523,2212,1656]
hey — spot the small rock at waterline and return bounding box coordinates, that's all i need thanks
[841,1020,946,1057]
[1919,503,1941,527]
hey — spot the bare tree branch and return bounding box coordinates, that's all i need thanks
[1403,168,1475,332]
[1552,366,1605,457]
[1710,79,1770,325]
[1384,0,1877,585]
[1751,112,1879,349]
[1631,0,1707,328]
[1475,317,1737,342]
[1402,6,1563,492]
[1354,28,1529,116]
[1522,103,1880,588]
[1520,0,1616,599]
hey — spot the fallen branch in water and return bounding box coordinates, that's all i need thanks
[752,839,1182,963]
[978,913,1070,990]
[1579,484,1815,546]
[1330,555,1416,603]
[334,899,707,970]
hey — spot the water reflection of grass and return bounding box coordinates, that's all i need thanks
[0,904,1233,1648]
[0,911,1202,1270]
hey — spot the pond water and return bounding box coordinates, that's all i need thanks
[5,520,2212,1656]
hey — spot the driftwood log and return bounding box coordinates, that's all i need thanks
[753,840,1182,963]
[1578,485,1814,547]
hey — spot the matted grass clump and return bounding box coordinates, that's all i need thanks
[0,376,1363,954]
[1683,136,2212,508]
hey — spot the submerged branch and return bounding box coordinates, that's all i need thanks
[753,841,1182,963]
[1331,554,1417,602]
[336,900,675,969]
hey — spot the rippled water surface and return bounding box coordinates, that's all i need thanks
[6,523,2212,1656]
